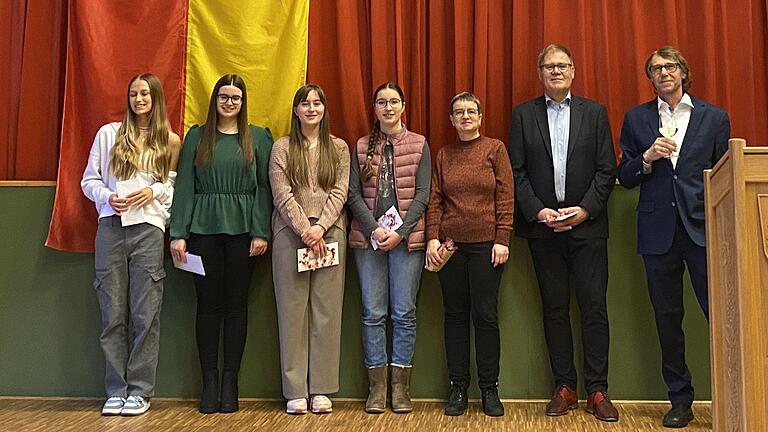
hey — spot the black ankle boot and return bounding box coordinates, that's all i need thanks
[444,381,469,416]
[199,370,219,414]
[219,370,239,413]
[481,386,505,416]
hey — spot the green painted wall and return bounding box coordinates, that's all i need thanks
[0,186,711,400]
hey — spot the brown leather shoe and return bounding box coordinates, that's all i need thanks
[545,385,577,416]
[586,391,619,422]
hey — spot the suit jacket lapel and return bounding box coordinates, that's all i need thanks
[679,100,705,163]
[534,98,553,161]
[566,97,582,161]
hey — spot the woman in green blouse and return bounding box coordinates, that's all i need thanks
[169,74,273,414]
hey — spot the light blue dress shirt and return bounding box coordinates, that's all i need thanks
[545,92,571,203]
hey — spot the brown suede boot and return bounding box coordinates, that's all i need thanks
[365,366,387,413]
[390,364,413,413]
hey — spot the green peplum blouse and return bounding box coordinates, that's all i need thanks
[169,124,274,240]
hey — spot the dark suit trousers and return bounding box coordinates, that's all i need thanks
[438,242,502,389]
[528,235,609,394]
[642,217,709,407]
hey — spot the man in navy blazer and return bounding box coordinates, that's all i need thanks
[618,46,730,428]
[509,44,618,422]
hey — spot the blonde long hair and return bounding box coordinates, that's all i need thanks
[287,84,339,191]
[109,73,172,181]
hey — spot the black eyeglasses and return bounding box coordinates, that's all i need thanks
[539,63,573,73]
[217,94,242,104]
[650,63,679,75]
[375,98,403,109]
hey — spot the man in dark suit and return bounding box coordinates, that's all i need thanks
[508,44,618,422]
[618,46,729,428]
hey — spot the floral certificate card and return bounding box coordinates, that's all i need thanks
[371,206,403,250]
[297,242,340,272]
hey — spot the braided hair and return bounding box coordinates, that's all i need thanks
[362,82,406,181]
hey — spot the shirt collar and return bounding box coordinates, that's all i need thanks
[657,93,694,113]
[545,91,572,107]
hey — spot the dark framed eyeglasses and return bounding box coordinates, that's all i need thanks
[375,98,403,109]
[217,94,242,104]
[539,63,573,73]
[650,63,679,75]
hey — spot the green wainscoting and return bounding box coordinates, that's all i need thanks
[0,186,711,400]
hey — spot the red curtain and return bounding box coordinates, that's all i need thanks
[44,0,188,252]
[307,0,768,160]
[1,1,767,251]
[0,0,66,180]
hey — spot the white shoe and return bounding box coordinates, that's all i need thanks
[101,396,125,416]
[311,395,332,414]
[121,395,150,416]
[286,398,308,415]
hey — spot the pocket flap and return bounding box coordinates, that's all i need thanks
[150,268,167,282]
[636,201,654,213]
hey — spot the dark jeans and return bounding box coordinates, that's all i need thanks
[188,233,255,373]
[438,242,502,389]
[528,236,609,394]
[643,217,709,407]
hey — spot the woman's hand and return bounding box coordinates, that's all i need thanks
[170,238,187,264]
[426,239,444,268]
[108,193,128,215]
[125,187,154,209]
[371,227,387,243]
[309,238,328,258]
[491,243,509,267]
[377,231,403,251]
[249,237,268,256]
[301,225,326,247]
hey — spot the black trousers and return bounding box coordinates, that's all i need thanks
[188,233,255,373]
[528,236,609,394]
[438,242,502,389]
[642,217,709,407]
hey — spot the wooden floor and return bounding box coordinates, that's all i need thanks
[0,398,712,431]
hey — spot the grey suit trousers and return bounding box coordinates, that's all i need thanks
[272,224,346,399]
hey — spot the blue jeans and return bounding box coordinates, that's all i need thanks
[354,243,424,368]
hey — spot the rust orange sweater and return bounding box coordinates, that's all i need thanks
[425,136,514,246]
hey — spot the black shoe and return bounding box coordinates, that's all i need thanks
[199,369,219,414]
[219,370,239,413]
[481,386,505,417]
[444,381,469,416]
[662,405,693,428]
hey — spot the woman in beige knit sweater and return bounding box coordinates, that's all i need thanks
[268,84,350,415]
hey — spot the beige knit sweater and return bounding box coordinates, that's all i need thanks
[268,135,350,237]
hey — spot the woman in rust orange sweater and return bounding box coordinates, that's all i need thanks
[425,92,514,417]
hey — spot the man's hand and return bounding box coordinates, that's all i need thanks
[643,137,677,162]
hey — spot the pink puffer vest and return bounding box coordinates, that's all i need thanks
[348,127,426,251]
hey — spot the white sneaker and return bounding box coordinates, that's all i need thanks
[101,396,125,416]
[121,395,150,416]
[286,398,308,415]
[311,395,332,414]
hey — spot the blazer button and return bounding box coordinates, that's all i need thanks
[673,175,678,180]
[672,202,676,207]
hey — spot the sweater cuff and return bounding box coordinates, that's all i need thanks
[425,225,439,241]
[494,228,512,247]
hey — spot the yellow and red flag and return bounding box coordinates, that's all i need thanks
[47,0,308,252]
